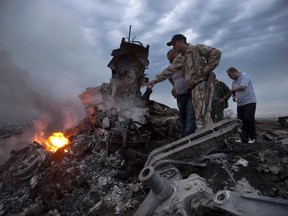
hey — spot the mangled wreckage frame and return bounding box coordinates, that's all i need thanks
[135,119,288,216]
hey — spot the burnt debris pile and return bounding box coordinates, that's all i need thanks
[1,118,288,215]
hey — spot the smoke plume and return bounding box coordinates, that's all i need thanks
[0,0,111,164]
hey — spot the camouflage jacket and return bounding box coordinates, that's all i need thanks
[154,44,221,88]
[184,44,221,88]
[155,54,185,83]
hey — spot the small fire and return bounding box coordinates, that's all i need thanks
[35,132,69,152]
[46,132,69,152]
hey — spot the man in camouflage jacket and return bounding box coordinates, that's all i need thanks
[144,34,221,130]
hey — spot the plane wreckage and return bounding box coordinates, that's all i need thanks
[1,29,288,215]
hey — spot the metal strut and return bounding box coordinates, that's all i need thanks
[145,119,242,168]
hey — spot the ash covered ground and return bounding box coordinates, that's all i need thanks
[1,115,288,216]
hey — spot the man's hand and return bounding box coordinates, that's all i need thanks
[142,80,157,89]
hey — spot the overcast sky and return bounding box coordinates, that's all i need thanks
[1,0,287,120]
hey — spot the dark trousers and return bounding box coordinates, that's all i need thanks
[211,100,224,123]
[177,93,197,137]
[237,103,257,142]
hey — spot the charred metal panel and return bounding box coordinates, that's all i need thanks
[108,38,149,101]
[108,37,149,71]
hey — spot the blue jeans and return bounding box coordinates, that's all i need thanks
[177,93,197,137]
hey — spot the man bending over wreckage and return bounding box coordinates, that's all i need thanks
[143,34,222,130]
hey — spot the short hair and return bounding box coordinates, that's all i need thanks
[227,67,238,73]
[167,49,177,63]
[167,49,177,56]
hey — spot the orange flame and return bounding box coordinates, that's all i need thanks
[46,132,69,152]
[34,132,69,152]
